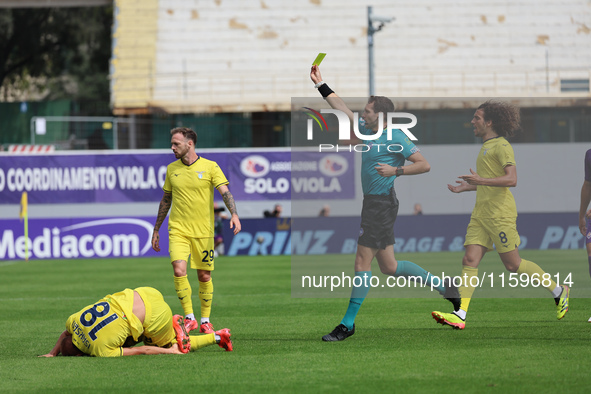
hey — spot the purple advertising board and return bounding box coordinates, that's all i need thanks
[0,152,225,204]
[227,150,355,201]
[0,216,169,260]
[223,212,585,256]
[0,150,355,204]
[2,212,582,260]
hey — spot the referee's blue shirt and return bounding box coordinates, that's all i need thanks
[358,118,419,196]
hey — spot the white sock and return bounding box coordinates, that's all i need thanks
[201,317,210,324]
[185,313,196,321]
[215,334,220,342]
[551,285,562,298]
[454,309,467,320]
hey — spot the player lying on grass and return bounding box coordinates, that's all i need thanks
[432,100,570,330]
[40,287,232,357]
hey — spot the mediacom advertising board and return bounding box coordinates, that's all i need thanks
[0,217,168,260]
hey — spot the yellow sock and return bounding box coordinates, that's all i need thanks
[459,266,479,312]
[199,279,214,320]
[173,275,194,317]
[189,333,216,352]
[517,259,557,293]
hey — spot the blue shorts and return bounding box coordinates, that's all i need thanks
[586,217,591,244]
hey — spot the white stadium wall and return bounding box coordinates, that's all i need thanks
[110,0,591,113]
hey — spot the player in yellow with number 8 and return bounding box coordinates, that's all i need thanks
[432,101,570,330]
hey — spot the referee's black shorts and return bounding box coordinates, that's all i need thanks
[357,188,399,250]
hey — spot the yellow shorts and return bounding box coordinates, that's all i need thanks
[169,233,215,271]
[135,287,176,348]
[464,217,521,254]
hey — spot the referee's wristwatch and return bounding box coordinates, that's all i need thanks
[395,167,404,176]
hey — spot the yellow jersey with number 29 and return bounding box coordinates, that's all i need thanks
[472,136,517,219]
[163,156,229,238]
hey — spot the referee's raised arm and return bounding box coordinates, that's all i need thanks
[310,65,354,124]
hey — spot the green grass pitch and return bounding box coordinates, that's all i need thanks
[1,250,590,393]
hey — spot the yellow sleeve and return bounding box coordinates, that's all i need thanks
[163,164,172,193]
[65,314,75,335]
[212,163,229,189]
[499,142,516,168]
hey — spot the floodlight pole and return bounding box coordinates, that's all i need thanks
[367,6,393,96]
[368,6,375,96]
[545,47,549,93]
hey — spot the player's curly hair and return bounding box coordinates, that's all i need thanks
[171,127,197,145]
[477,100,521,137]
[368,96,395,114]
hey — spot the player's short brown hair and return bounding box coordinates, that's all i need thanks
[171,127,197,145]
[368,96,395,115]
[478,100,521,138]
[60,335,85,357]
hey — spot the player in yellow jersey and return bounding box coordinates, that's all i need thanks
[151,127,241,334]
[432,100,570,330]
[40,287,232,357]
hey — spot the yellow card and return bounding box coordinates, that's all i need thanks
[312,53,326,66]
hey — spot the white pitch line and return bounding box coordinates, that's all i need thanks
[0,260,23,268]
[0,296,93,302]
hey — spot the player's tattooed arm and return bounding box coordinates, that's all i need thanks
[222,190,238,216]
[217,184,241,234]
[152,192,171,252]
[154,192,172,231]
